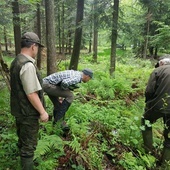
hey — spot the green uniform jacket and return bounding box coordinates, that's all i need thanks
[145,64,170,114]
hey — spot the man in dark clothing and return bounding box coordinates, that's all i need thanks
[42,69,93,125]
[141,56,170,167]
[10,32,49,170]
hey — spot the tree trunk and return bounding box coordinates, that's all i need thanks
[58,5,61,54]
[154,46,158,57]
[36,3,42,69]
[4,26,8,52]
[110,0,119,77]
[62,2,65,55]
[93,30,98,62]
[67,6,73,55]
[88,6,93,53]
[143,9,151,59]
[69,0,84,70]
[12,0,21,56]
[45,0,57,75]
[93,0,98,62]
[149,46,154,56]
[66,30,72,55]
[41,0,46,46]
[89,30,92,53]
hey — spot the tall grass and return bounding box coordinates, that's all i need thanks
[0,48,161,170]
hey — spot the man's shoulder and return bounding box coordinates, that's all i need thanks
[24,62,34,67]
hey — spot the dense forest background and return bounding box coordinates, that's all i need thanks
[1,0,170,169]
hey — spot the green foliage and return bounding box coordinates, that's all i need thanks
[34,134,65,170]
[119,151,156,170]
[2,55,14,66]
[150,21,170,52]
[1,49,164,169]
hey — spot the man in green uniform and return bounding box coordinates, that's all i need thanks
[141,56,170,167]
[10,32,49,170]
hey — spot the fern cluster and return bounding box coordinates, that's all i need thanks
[0,49,162,170]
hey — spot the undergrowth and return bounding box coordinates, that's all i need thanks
[0,49,163,170]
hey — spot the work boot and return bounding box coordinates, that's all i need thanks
[61,120,70,131]
[142,128,153,153]
[21,157,34,170]
[161,147,170,169]
[54,99,71,123]
[141,118,153,153]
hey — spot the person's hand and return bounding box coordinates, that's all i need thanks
[68,84,79,91]
[40,112,49,122]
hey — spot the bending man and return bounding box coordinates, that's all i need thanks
[43,69,93,125]
[141,56,170,167]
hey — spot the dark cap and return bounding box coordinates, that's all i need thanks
[82,68,93,78]
[21,32,44,47]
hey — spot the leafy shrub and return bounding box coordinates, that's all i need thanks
[1,49,163,170]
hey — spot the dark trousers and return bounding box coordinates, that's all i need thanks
[43,83,72,122]
[16,117,39,169]
[142,108,170,147]
[43,83,74,105]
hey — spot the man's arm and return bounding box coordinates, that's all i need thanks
[61,76,81,90]
[145,71,157,102]
[27,92,49,122]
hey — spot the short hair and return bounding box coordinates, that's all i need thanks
[21,39,37,48]
[159,58,170,65]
